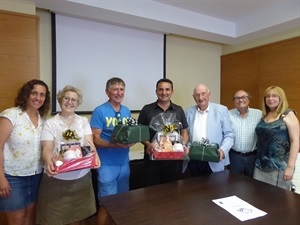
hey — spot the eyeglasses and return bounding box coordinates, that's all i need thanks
[233,95,249,101]
[115,112,122,125]
[63,97,78,103]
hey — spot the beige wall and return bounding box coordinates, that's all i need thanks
[37,9,52,94]
[0,0,35,14]
[166,35,222,109]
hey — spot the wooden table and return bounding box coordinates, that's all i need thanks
[100,170,300,225]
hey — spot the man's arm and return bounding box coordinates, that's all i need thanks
[219,107,234,160]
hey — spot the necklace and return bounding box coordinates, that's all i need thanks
[59,114,75,127]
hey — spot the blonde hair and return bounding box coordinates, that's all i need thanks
[262,86,288,117]
[57,85,83,105]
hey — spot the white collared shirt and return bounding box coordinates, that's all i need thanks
[192,106,209,142]
[229,107,262,152]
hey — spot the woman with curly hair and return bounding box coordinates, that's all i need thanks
[0,79,51,225]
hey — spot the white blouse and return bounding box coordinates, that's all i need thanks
[1,107,44,176]
[41,113,92,180]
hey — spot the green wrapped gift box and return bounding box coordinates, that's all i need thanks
[111,125,150,144]
[189,141,220,162]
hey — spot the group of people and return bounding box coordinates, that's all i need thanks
[0,80,101,225]
[0,77,299,225]
[228,87,299,191]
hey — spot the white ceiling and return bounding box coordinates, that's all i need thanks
[34,0,300,45]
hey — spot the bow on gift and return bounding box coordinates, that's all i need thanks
[62,129,81,141]
[163,124,177,134]
[149,112,180,133]
[200,138,212,146]
[126,117,138,126]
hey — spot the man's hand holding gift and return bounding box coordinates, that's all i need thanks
[183,144,189,155]
[111,142,135,149]
[218,148,225,161]
[145,142,153,155]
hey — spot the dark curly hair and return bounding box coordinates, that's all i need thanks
[15,79,51,118]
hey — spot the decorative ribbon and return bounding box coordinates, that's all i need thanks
[200,137,212,146]
[62,129,81,141]
[127,117,138,126]
[163,124,177,134]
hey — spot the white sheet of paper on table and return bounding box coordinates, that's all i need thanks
[212,195,267,221]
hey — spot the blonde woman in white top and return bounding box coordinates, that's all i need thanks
[37,85,100,225]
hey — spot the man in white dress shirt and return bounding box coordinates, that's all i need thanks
[185,84,234,176]
[229,90,262,177]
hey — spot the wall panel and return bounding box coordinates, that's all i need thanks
[221,37,300,115]
[0,10,39,112]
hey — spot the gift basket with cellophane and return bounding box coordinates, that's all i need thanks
[53,129,96,173]
[150,112,187,160]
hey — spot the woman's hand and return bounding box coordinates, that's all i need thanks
[45,159,58,177]
[0,176,12,198]
[93,151,101,169]
[283,166,294,181]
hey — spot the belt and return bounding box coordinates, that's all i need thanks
[231,149,257,156]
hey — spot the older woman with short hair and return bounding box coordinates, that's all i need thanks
[37,85,100,225]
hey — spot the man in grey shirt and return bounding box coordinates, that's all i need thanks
[229,90,262,177]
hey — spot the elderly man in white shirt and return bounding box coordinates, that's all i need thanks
[185,84,234,176]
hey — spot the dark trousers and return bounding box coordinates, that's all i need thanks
[188,160,212,177]
[229,149,256,178]
[143,154,180,187]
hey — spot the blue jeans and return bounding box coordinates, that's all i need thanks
[0,173,42,211]
[96,164,130,199]
[229,150,256,177]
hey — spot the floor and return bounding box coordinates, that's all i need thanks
[82,213,97,225]
[82,207,115,225]
[0,207,114,225]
